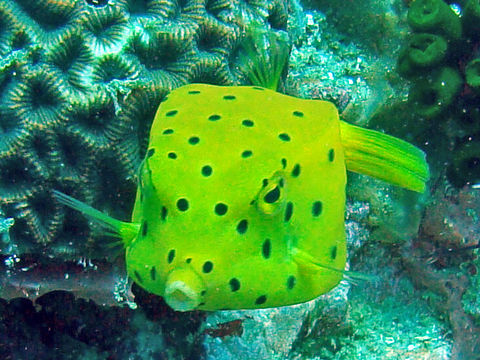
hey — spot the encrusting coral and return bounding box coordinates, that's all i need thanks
[0,0,288,255]
[397,0,480,187]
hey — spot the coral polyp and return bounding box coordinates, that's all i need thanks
[113,84,169,172]
[5,68,66,126]
[90,53,138,85]
[13,0,83,44]
[124,19,197,83]
[81,4,129,54]
[46,30,93,91]
[397,0,480,187]
[0,104,28,158]
[62,89,117,150]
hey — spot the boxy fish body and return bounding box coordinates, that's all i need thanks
[54,83,429,312]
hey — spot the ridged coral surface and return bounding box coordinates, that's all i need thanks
[0,0,288,255]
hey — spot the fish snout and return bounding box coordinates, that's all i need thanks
[164,266,206,311]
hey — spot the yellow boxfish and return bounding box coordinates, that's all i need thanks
[53,82,429,312]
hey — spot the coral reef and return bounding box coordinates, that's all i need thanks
[0,0,288,256]
[2,0,480,359]
[397,0,480,187]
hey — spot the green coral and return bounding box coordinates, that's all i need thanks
[408,66,462,119]
[407,0,461,40]
[447,139,480,188]
[465,58,480,94]
[462,0,480,39]
[397,0,480,187]
[397,33,447,77]
[0,0,289,255]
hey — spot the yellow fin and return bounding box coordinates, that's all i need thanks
[339,121,430,193]
[291,247,375,282]
[53,190,139,247]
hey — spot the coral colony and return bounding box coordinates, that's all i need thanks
[0,0,287,254]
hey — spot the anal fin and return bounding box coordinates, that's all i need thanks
[291,247,374,282]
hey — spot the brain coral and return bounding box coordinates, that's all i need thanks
[0,0,288,256]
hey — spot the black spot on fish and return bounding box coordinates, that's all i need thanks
[214,203,228,215]
[264,186,280,203]
[202,165,212,177]
[229,278,240,292]
[255,295,267,305]
[328,149,335,162]
[161,206,168,220]
[279,178,284,188]
[312,201,323,217]
[188,136,200,145]
[147,148,155,158]
[201,290,206,296]
[141,220,148,237]
[236,219,248,234]
[241,150,252,158]
[177,198,189,211]
[150,266,156,280]
[291,164,301,177]
[188,90,200,94]
[284,202,293,222]
[166,110,178,117]
[203,261,213,273]
[330,246,337,260]
[281,158,287,169]
[287,275,296,289]
[167,249,175,263]
[186,257,192,263]
[162,128,174,134]
[223,95,236,100]
[262,239,271,259]
[262,179,268,187]
[208,114,221,121]
[134,270,143,284]
[168,152,177,159]
[278,133,290,142]
[293,111,304,117]
[242,119,254,127]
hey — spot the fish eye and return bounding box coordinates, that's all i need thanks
[255,172,286,215]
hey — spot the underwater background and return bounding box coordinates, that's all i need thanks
[0,0,479,358]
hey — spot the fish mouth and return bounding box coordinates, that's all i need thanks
[164,267,206,312]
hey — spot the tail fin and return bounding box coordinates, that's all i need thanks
[339,121,430,193]
[53,190,139,247]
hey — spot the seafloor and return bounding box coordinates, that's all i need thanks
[1,0,480,359]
